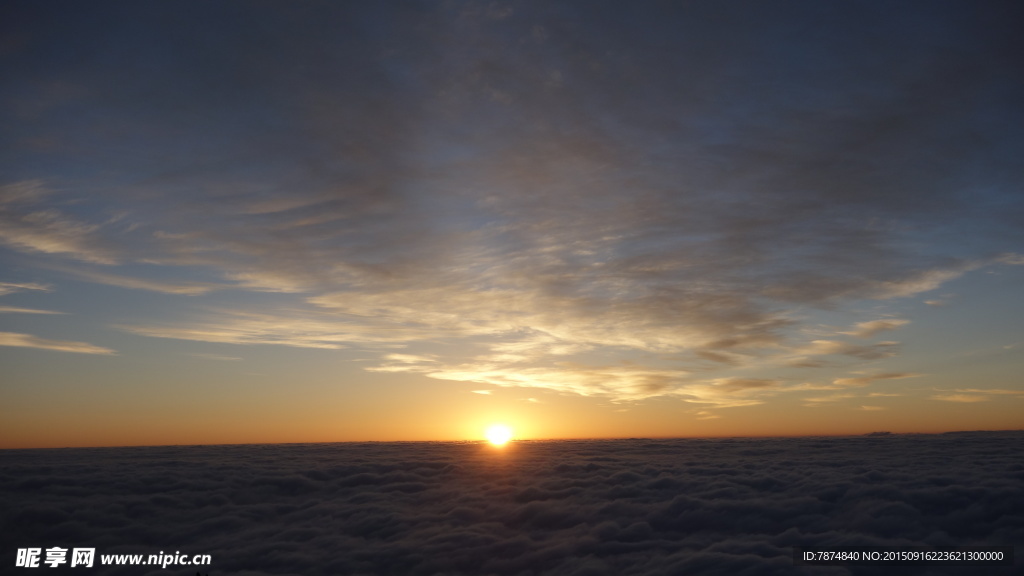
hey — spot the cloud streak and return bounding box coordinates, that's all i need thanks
[0,182,119,264]
[841,319,910,338]
[833,373,923,388]
[0,306,64,315]
[0,331,115,355]
[932,389,1024,403]
[63,268,223,295]
[0,281,51,297]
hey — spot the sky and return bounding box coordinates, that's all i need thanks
[1,0,1023,448]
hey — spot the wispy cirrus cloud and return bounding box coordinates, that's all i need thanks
[0,331,114,355]
[0,182,120,265]
[801,390,904,409]
[833,372,924,388]
[369,352,781,406]
[864,264,981,300]
[0,306,65,315]
[380,362,693,401]
[995,253,1024,266]
[932,388,1024,403]
[802,393,857,407]
[841,319,910,338]
[63,268,224,295]
[189,353,242,361]
[805,339,902,360]
[0,281,52,296]
[116,311,358,350]
[931,393,989,403]
[783,338,902,369]
[115,307,452,351]
[956,388,1024,396]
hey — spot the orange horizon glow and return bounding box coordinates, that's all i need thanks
[3,425,1023,451]
[2,363,1023,450]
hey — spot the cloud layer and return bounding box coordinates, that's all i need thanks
[1,432,1021,575]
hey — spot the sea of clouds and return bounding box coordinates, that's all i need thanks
[2,432,1021,576]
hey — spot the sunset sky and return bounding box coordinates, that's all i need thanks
[2,1,1023,448]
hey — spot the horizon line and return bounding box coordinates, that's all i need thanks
[3,428,1021,451]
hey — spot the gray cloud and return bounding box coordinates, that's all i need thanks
[1,432,1020,575]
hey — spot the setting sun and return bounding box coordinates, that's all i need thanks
[485,424,513,446]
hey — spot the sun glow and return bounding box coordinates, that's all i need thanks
[485,424,513,446]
